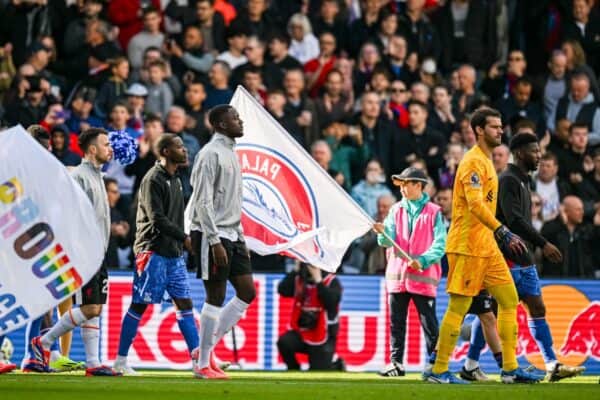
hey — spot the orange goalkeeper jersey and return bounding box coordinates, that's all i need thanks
[446,145,503,257]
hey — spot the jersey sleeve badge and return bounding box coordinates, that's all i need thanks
[470,172,481,188]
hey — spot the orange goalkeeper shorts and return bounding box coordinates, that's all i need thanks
[446,252,514,297]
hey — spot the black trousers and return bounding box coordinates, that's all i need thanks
[389,292,439,364]
[277,330,336,370]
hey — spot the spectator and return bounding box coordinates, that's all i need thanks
[231,0,277,42]
[66,86,102,135]
[555,72,600,147]
[351,159,392,217]
[283,68,319,149]
[492,143,510,174]
[311,139,342,185]
[428,84,456,140]
[397,0,441,62]
[369,67,392,104]
[106,101,141,140]
[180,79,210,146]
[411,81,430,105]
[166,25,215,79]
[535,152,571,222]
[482,50,528,102]
[383,35,418,88]
[131,47,182,100]
[127,6,165,71]
[125,83,148,135]
[357,193,396,274]
[563,0,600,77]
[165,106,200,200]
[455,115,477,149]
[531,192,544,232]
[544,50,568,134]
[287,13,319,64]
[277,263,343,371]
[434,187,453,228]
[334,56,355,103]
[50,124,81,167]
[322,122,370,191]
[541,195,599,277]
[393,100,446,180]
[452,64,488,114]
[266,88,295,135]
[418,58,443,89]
[548,118,572,162]
[315,68,352,130]
[94,57,130,119]
[0,43,16,103]
[84,35,122,90]
[268,32,302,88]
[193,0,226,53]
[27,123,51,150]
[231,36,280,90]
[561,39,600,100]
[104,177,130,269]
[204,60,233,109]
[108,0,161,50]
[4,74,49,128]
[1,0,65,67]
[145,60,174,118]
[304,32,337,99]
[125,113,163,195]
[496,77,545,138]
[241,65,266,105]
[62,0,105,80]
[104,103,139,215]
[216,25,248,70]
[557,123,593,191]
[437,143,464,190]
[434,0,497,72]
[353,43,381,98]
[348,0,381,58]
[373,9,399,54]
[354,91,395,182]
[311,0,348,54]
[388,80,410,130]
[167,0,235,40]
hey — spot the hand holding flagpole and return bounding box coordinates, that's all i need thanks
[372,222,414,263]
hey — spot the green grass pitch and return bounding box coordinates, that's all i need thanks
[1,371,598,400]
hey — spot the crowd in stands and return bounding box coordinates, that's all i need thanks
[1,0,599,278]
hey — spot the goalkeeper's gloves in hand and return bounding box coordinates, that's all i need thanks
[494,225,528,256]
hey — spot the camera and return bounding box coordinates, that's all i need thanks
[297,310,318,329]
[27,75,42,92]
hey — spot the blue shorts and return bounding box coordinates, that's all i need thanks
[132,252,191,304]
[510,265,541,298]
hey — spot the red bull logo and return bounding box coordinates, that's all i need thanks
[516,285,599,369]
[80,275,598,373]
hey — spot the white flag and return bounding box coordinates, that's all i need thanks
[0,126,104,335]
[230,87,373,272]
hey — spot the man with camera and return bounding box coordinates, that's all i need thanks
[277,263,344,371]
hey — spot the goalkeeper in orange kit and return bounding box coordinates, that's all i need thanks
[424,107,542,384]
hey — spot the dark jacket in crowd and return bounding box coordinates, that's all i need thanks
[397,12,441,63]
[541,216,599,278]
[392,126,447,181]
[432,0,497,72]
